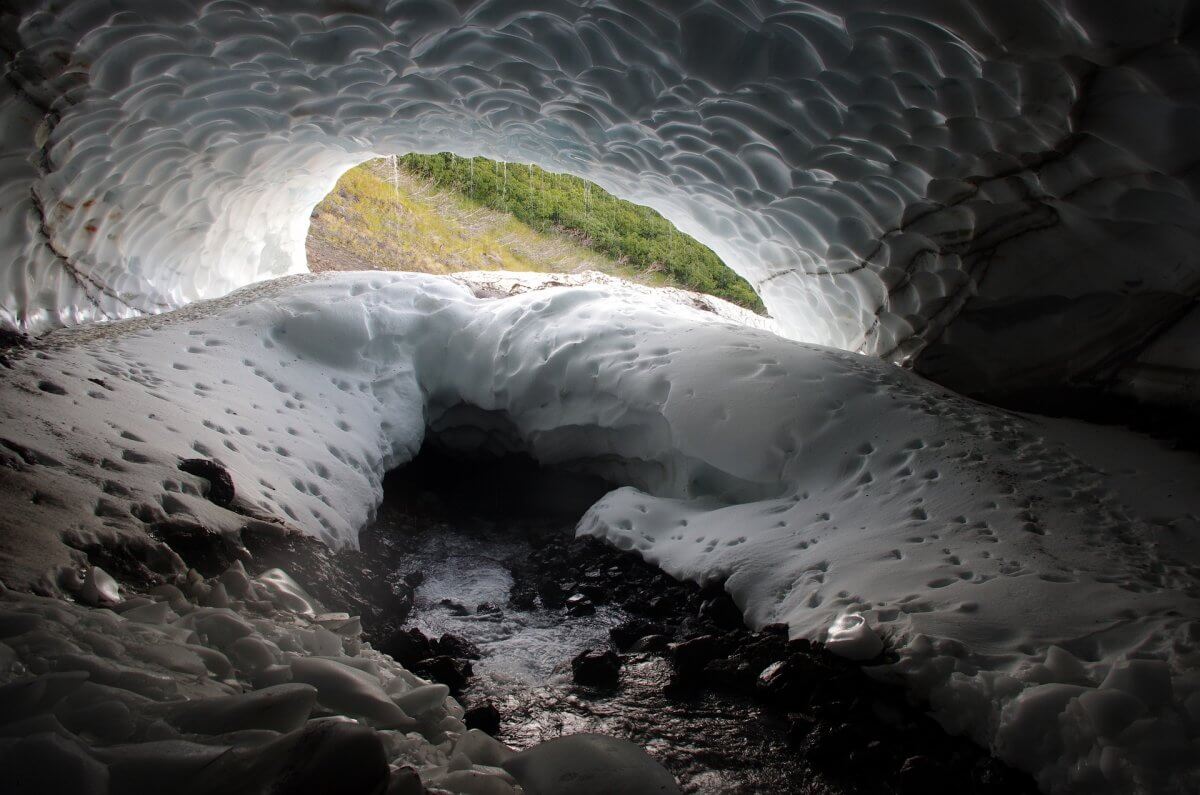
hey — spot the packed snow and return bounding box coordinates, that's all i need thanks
[3,1,1200,404]
[1,271,1198,793]
[0,557,550,794]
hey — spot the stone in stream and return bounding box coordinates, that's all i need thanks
[436,632,481,660]
[756,656,824,707]
[413,655,473,694]
[503,733,681,795]
[609,618,665,651]
[571,648,621,687]
[667,634,727,673]
[536,578,566,608]
[378,627,434,667]
[629,634,670,653]
[564,592,595,615]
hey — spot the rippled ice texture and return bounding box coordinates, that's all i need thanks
[3,1,1200,402]
[2,270,1199,792]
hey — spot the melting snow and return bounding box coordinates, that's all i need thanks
[0,271,1198,793]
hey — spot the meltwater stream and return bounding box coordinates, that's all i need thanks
[355,447,1037,794]
[404,522,627,686]
[362,450,814,794]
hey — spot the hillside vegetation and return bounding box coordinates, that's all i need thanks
[307,155,764,312]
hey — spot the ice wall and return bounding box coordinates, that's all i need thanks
[2,1,1199,402]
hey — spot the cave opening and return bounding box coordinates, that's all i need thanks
[303,152,768,314]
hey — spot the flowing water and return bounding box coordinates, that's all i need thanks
[364,452,819,793]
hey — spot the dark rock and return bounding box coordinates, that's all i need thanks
[668,634,727,673]
[761,623,790,637]
[413,655,473,694]
[756,656,825,708]
[698,594,743,630]
[508,580,538,610]
[609,618,665,651]
[439,598,470,616]
[463,702,502,736]
[629,634,670,654]
[476,601,501,615]
[537,578,566,608]
[786,712,817,743]
[178,458,235,507]
[802,721,862,769]
[148,518,235,578]
[702,654,759,691]
[676,616,719,640]
[646,594,680,616]
[564,593,595,616]
[578,583,607,602]
[571,648,620,688]
[402,571,424,588]
[378,628,434,668]
[437,632,481,660]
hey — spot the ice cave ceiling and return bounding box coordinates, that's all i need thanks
[1,0,1199,404]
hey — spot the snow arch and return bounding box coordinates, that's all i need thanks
[2,0,1199,400]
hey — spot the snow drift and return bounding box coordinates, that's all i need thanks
[2,0,1200,403]
[2,271,1198,793]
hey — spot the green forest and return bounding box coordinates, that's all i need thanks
[398,153,764,312]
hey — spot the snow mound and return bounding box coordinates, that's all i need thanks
[3,2,1200,401]
[1,271,1198,792]
[0,560,526,794]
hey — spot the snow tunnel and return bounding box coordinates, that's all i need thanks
[3,3,1200,794]
[3,0,1199,406]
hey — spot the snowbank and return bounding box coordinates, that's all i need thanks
[2,271,1199,792]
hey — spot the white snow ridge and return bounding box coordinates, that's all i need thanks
[1,2,1200,794]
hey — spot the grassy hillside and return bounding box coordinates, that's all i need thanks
[307,156,764,312]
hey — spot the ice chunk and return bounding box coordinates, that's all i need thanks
[454,728,515,767]
[257,570,319,617]
[502,733,681,795]
[79,567,120,606]
[392,683,449,717]
[289,657,414,728]
[163,683,318,734]
[824,613,883,661]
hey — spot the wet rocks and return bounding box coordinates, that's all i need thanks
[609,618,664,651]
[413,655,473,694]
[379,627,478,693]
[379,626,431,664]
[667,634,727,674]
[564,592,595,615]
[572,648,621,688]
[437,632,481,660]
